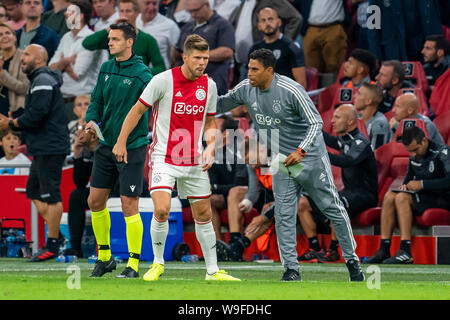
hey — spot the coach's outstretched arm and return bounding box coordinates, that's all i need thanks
[216,79,248,114]
[113,101,148,163]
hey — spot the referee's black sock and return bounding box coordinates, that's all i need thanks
[308,236,321,252]
[380,238,391,254]
[400,240,411,255]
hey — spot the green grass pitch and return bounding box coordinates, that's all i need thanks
[0,258,449,300]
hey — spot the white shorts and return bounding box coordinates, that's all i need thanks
[148,159,211,200]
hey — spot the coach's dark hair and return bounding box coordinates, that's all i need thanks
[401,126,426,146]
[382,60,405,84]
[69,0,93,25]
[110,22,137,42]
[426,34,450,56]
[249,48,276,70]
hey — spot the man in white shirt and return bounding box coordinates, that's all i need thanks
[92,0,119,31]
[49,0,102,120]
[136,0,180,69]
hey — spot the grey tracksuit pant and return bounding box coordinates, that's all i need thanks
[272,154,359,271]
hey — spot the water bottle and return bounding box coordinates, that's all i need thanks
[181,254,199,263]
[56,254,78,263]
[88,255,98,264]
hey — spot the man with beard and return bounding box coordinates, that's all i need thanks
[421,35,450,87]
[375,60,413,114]
[249,7,306,89]
[0,44,70,261]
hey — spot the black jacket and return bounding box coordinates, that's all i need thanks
[404,141,450,197]
[323,128,378,201]
[17,66,70,156]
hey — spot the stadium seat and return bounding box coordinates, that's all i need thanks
[352,207,381,226]
[330,87,359,110]
[392,118,430,142]
[429,69,450,118]
[182,206,195,224]
[415,208,450,227]
[317,83,340,114]
[443,25,450,41]
[433,109,450,142]
[305,66,319,92]
[397,88,430,117]
[402,61,429,94]
[321,107,369,139]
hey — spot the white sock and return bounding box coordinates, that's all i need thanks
[195,219,219,275]
[150,215,169,265]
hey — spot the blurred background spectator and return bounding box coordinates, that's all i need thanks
[4,0,26,30]
[41,0,70,36]
[0,21,29,119]
[16,0,61,60]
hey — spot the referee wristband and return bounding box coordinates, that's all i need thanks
[297,148,307,157]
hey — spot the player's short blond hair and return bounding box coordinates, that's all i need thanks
[183,34,209,54]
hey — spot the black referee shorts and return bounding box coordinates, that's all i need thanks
[90,144,146,197]
[26,155,66,203]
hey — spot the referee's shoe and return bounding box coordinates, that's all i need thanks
[89,257,117,277]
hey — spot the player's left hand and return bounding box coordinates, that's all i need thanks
[283,150,304,167]
[112,142,128,164]
[201,143,215,171]
[405,180,422,191]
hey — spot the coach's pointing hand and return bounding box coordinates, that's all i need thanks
[113,141,128,164]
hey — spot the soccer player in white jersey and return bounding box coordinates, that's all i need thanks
[112,34,240,281]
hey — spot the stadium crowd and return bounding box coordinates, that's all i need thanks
[0,0,449,267]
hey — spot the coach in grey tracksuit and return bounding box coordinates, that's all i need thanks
[217,49,363,281]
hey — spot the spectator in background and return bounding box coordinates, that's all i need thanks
[208,0,240,21]
[49,0,101,121]
[16,0,61,60]
[367,0,442,61]
[68,94,90,150]
[209,115,248,241]
[82,0,166,75]
[0,22,29,119]
[62,124,98,258]
[422,35,450,87]
[351,0,369,50]
[341,48,376,88]
[163,0,192,28]
[389,93,445,147]
[0,44,70,262]
[354,82,391,150]
[41,0,70,36]
[92,0,119,32]
[216,138,275,262]
[173,0,234,95]
[365,127,450,264]
[249,7,306,88]
[297,105,378,263]
[4,0,25,30]
[231,0,302,81]
[0,129,31,175]
[136,0,180,69]
[375,60,412,114]
[299,0,348,74]
[0,4,8,23]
